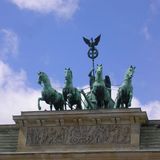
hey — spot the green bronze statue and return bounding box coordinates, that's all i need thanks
[83,35,101,77]
[88,69,95,90]
[92,64,114,109]
[62,68,82,110]
[104,75,111,97]
[38,72,64,111]
[36,36,136,112]
[114,65,136,108]
[83,90,97,110]
[83,65,115,110]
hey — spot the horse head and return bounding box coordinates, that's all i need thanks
[38,71,49,86]
[95,64,103,81]
[125,65,136,80]
[65,68,73,82]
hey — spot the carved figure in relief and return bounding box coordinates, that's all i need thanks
[114,65,136,108]
[38,72,64,111]
[26,125,131,146]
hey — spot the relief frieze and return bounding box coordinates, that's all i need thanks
[26,124,130,145]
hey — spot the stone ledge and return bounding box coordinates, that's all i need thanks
[0,150,160,160]
[1,149,160,154]
[0,125,18,129]
[13,108,148,127]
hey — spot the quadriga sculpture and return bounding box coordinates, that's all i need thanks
[114,65,136,108]
[63,68,82,110]
[38,72,64,111]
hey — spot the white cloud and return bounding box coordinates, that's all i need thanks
[142,25,151,40]
[0,60,41,124]
[10,0,79,20]
[0,60,65,124]
[0,29,19,59]
[140,100,160,120]
[142,0,160,40]
[150,0,160,15]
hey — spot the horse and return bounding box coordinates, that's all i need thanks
[38,72,64,111]
[92,64,111,109]
[83,69,114,110]
[62,68,82,110]
[114,65,136,108]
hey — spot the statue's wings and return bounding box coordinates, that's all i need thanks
[94,34,101,46]
[83,37,91,47]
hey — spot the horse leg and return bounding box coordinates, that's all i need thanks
[60,105,64,111]
[76,100,82,110]
[104,100,108,109]
[121,103,124,108]
[64,102,67,110]
[125,103,128,108]
[50,104,53,111]
[128,92,133,107]
[70,104,73,110]
[114,98,120,109]
[59,101,64,111]
[68,101,72,110]
[100,100,103,109]
[101,101,105,109]
[38,97,44,110]
[97,100,101,109]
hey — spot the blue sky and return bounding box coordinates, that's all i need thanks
[0,0,160,123]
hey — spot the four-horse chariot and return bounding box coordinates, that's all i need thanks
[38,35,135,111]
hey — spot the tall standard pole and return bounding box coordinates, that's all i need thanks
[83,34,101,89]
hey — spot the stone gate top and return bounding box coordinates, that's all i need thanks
[13,108,147,152]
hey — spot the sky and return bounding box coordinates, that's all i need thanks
[0,0,160,124]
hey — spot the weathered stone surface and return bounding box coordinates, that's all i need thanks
[140,120,160,149]
[26,124,130,145]
[0,125,19,152]
[1,109,160,160]
[1,150,160,160]
[13,108,147,152]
